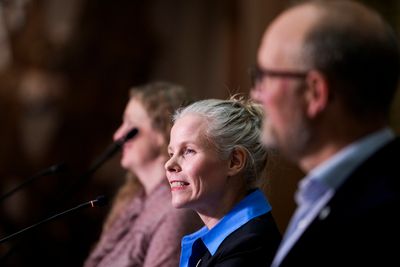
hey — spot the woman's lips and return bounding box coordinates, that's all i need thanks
[169,180,190,191]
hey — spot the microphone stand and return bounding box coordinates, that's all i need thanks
[83,128,138,178]
[0,196,107,244]
[0,163,67,203]
[57,128,139,203]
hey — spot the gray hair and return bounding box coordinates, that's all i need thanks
[173,96,267,188]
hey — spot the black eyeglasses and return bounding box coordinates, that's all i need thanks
[248,65,309,88]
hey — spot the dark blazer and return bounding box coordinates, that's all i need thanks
[279,138,400,267]
[193,212,281,267]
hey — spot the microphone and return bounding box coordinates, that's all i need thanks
[0,195,108,244]
[0,162,68,203]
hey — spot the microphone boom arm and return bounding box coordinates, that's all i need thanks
[0,163,67,203]
[0,196,107,244]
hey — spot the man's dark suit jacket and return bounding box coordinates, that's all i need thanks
[193,212,281,267]
[279,138,400,267]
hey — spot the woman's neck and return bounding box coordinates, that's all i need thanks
[197,182,248,229]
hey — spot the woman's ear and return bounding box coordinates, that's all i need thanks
[227,147,246,176]
[304,70,330,118]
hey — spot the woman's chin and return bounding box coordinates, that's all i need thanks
[120,159,136,172]
[120,158,129,169]
[171,197,189,209]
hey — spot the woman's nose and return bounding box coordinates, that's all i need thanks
[165,156,181,173]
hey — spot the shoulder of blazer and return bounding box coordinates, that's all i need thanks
[335,137,400,199]
[313,137,400,224]
[220,212,281,248]
[199,212,281,267]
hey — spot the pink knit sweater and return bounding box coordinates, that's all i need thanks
[84,181,202,267]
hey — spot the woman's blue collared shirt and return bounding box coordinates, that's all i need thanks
[179,189,272,267]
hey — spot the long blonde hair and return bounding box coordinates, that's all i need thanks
[104,81,190,230]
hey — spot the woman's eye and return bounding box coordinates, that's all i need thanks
[184,148,195,155]
[168,152,174,158]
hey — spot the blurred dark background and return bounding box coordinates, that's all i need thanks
[0,0,399,266]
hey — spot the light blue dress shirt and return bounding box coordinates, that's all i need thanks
[179,189,272,267]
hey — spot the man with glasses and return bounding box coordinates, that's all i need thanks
[251,1,400,266]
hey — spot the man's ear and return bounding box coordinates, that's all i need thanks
[227,147,246,176]
[304,70,330,118]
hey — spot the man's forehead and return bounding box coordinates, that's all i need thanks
[257,4,321,67]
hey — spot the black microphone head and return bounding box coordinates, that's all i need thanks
[114,128,138,147]
[124,128,139,142]
[93,195,108,207]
